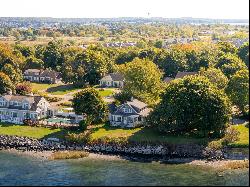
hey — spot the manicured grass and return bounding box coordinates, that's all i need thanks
[31,83,58,92]
[31,83,82,95]
[96,89,114,97]
[90,124,207,144]
[0,123,65,139]
[229,123,249,148]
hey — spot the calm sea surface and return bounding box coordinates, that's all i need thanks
[0,151,248,186]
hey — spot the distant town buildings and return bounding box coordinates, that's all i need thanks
[103,42,137,48]
[163,37,199,47]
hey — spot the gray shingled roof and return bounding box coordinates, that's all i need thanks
[109,99,149,116]
[40,69,60,78]
[163,77,174,83]
[175,71,198,79]
[24,69,61,79]
[100,73,124,82]
[127,99,147,110]
[24,69,41,73]
[0,95,44,111]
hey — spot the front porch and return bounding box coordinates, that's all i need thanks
[109,114,143,128]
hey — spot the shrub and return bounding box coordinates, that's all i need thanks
[50,151,89,160]
[23,119,39,127]
[38,92,62,102]
[65,131,91,144]
[79,120,88,131]
[207,140,223,150]
[222,126,240,145]
[15,81,32,95]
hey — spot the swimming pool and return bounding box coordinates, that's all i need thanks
[45,117,73,124]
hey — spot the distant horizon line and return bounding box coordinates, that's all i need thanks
[0,16,249,21]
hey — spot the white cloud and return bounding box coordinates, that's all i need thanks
[0,0,249,19]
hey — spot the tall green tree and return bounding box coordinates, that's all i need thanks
[217,41,238,54]
[1,64,23,85]
[0,72,14,94]
[238,42,249,68]
[226,69,249,114]
[199,67,228,90]
[121,58,165,105]
[148,75,231,137]
[43,40,64,70]
[216,53,247,78]
[72,87,108,125]
[62,49,108,86]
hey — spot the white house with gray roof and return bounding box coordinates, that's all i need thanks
[0,94,50,124]
[99,73,124,88]
[108,98,151,128]
[23,69,62,84]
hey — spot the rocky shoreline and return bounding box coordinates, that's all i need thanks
[0,135,248,162]
[1,149,249,172]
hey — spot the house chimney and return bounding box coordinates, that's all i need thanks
[130,96,134,101]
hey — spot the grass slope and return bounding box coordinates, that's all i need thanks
[0,123,65,139]
[229,123,249,148]
[90,124,207,144]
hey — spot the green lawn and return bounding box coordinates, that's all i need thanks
[31,83,58,92]
[229,123,249,148]
[31,83,116,97]
[31,83,81,95]
[96,89,114,97]
[0,123,66,139]
[90,124,207,144]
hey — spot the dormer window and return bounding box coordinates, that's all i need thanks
[23,103,29,109]
[123,108,132,113]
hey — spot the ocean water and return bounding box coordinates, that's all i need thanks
[0,151,248,186]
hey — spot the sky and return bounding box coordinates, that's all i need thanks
[0,0,249,19]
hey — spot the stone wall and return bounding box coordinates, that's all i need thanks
[0,135,228,159]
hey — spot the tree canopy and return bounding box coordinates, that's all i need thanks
[72,87,108,124]
[226,69,249,114]
[119,58,165,106]
[147,75,231,138]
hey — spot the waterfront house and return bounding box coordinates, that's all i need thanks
[23,69,62,84]
[99,73,124,88]
[108,98,151,128]
[0,94,50,124]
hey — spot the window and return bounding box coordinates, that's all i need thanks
[11,112,18,118]
[123,108,132,113]
[128,117,133,123]
[117,117,121,122]
[0,101,4,106]
[23,103,29,109]
[138,117,142,121]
